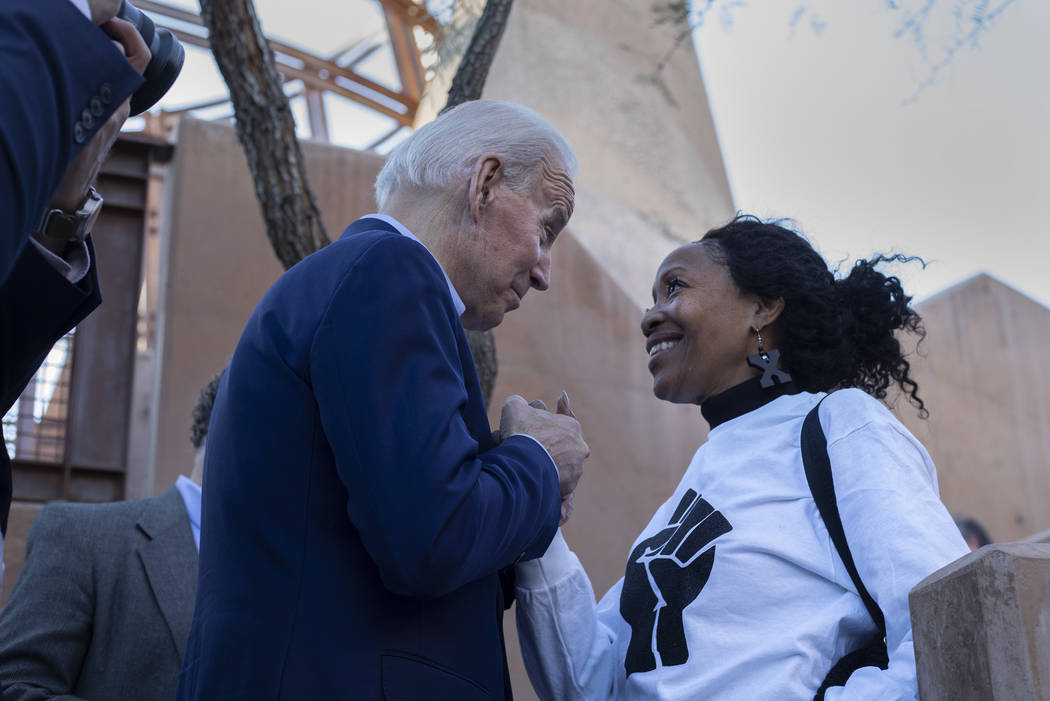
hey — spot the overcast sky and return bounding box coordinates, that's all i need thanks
[692,0,1048,305]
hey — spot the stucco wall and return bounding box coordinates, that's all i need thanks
[896,274,1050,543]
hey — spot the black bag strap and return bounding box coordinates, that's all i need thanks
[801,398,887,640]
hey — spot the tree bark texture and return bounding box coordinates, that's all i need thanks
[199,0,329,270]
[441,0,515,405]
[441,0,514,113]
[465,326,498,406]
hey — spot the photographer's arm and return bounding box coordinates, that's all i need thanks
[29,21,147,284]
[0,0,142,284]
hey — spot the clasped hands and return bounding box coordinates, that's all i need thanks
[497,392,588,526]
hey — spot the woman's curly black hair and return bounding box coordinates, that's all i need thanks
[701,215,928,417]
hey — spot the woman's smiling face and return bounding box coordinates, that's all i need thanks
[641,242,764,405]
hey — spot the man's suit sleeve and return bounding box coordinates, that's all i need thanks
[309,236,561,598]
[0,505,93,701]
[0,241,101,414]
[0,242,100,535]
[0,0,142,284]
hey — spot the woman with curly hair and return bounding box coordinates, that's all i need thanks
[514,215,968,700]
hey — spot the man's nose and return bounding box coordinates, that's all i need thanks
[530,249,551,291]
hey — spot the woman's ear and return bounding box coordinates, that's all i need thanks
[752,296,785,332]
[469,155,503,223]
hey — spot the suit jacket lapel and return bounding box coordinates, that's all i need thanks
[136,486,198,659]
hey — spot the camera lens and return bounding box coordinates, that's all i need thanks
[117,0,185,115]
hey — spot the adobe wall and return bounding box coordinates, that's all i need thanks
[896,274,1050,544]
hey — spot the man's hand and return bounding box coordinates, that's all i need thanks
[102,17,150,74]
[499,392,588,503]
[559,492,574,526]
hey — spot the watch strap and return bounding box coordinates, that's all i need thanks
[38,187,103,242]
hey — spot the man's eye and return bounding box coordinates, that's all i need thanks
[666,278,683,295]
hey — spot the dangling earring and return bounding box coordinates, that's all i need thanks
[746,326,793,388]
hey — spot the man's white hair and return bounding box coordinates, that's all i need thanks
[374,100,578,210]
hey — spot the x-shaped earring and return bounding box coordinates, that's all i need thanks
[746,327,793,388]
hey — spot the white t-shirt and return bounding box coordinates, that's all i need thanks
[515,387,968,701]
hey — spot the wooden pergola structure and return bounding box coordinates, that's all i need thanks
[137,0,439,149]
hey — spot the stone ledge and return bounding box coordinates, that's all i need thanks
[910,543,1050,700]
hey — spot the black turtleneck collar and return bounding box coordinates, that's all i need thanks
[700,376,799,429]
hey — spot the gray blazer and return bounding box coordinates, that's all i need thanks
[0,486,198,701]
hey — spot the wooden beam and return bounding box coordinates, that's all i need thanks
[383,8,425,102]
[305,88,329,141]
[138,0,423,130]
[160,26,415,125]
[375,0,440,36]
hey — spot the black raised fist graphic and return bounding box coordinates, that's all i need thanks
[619,488,732,676]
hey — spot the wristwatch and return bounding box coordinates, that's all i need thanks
[38,187,104,242]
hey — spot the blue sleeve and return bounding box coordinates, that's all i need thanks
[0,239,100,414]
[0,0,143,284]
[309,236,561,597]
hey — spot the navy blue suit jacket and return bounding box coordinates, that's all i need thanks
[177,218,561,700]
[0,0,140,532]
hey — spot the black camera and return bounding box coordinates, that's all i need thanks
[116,0,185,115]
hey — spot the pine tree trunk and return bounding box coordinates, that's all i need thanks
[442,0,515,113]
[198,0,329,269]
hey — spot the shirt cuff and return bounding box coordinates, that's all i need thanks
[28,237,92,284]
[507,433,558,475]
[68,0,92,20]
[515,529,577,590]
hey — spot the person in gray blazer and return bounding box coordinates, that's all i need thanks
[0,371,222,701]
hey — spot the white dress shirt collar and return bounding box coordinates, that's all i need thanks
[67,0,92,20]
[363,213,466,317]
[175,475,202,552]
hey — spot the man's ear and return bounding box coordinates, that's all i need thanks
[469,155,503,223]
[752,295,785,332]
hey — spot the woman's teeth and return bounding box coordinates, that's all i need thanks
[649,341,677,357]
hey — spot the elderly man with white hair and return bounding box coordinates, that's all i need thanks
[176,100,589,701]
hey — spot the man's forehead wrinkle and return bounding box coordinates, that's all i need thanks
[537,154,575,218]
